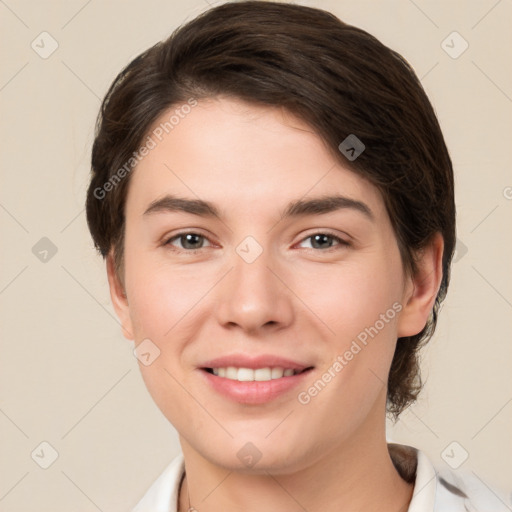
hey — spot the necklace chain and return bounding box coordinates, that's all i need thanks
[183,473,195,512]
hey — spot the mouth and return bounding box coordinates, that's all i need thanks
[198,356,315,404]
[201,366,313,381]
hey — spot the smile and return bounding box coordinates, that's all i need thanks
[200,366,314,404]
[205,366,306,381]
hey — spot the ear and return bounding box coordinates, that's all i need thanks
[106,252,134,340]
[397,232,444,338]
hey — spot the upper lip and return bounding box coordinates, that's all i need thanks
[200,354,313,371]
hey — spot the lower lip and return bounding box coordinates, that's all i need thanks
[200,369,314,404]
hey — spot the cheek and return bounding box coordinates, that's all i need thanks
[123,253,214,402]
[124,261,196,419]
[124,254,202,340]
[293,256,403,405]
[298,259,402,344]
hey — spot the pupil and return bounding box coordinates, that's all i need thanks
[313,234,331,249]
[184,234,201,249]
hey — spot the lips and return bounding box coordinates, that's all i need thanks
[200,354,312,372]
[198,353,314,404]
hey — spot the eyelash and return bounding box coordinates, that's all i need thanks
[162,231,350,254]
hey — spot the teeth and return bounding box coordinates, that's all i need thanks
[237,368,254,382]
[271,367,284,379]
[254,368,272,381]
[226,367,238,379]
[211,366,300,381]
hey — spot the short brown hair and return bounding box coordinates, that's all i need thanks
[86,0,455,420]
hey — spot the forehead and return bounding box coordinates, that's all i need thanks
[125,97,385,220]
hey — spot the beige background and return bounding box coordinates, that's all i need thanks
[1,0,511,510]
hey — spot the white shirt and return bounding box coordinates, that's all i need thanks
[133,443,510,511]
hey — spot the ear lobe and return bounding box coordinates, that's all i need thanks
[106,252,134,340]
[397,233,444,338]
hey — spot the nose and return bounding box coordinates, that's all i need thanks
[214,243,294,335]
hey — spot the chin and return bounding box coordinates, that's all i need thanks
[193,435,309,475]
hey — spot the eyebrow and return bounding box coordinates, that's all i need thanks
[143,194,374,221]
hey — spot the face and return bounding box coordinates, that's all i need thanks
[108,97,437,473]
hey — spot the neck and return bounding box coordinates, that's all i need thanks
[178,420,414,512]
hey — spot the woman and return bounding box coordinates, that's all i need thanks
[85,2,508,510]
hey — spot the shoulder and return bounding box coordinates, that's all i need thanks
[389,443,510,512]
[132,452,185,512]
[433,463,510,512]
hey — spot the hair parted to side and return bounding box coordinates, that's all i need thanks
[86,0,455,421]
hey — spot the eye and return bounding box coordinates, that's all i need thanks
[164,232,212,252]
[162,230,349,253]
[298,232,350,251]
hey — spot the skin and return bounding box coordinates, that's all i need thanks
[107,97,443,512]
